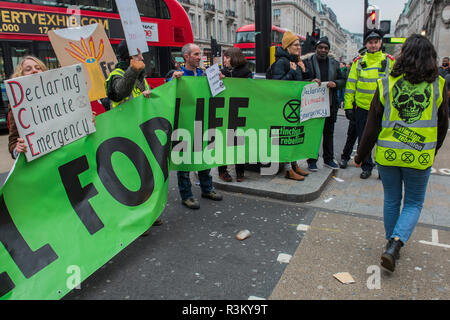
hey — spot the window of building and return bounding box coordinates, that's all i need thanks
[218,20,223,41]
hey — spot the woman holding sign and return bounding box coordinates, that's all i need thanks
[354,35,448,272]
[271,32,313,181]
[8,56,48,159]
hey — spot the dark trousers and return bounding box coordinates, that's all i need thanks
[218,165,245,175]
[177,170,214,201]
[355,107,374,172]
[341,118,358,161]
[308,115,335,164]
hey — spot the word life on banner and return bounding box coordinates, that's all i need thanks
[300,82,330,123]
[5,64,96,161]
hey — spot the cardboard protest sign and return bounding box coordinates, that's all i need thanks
[300,82,330,122]
[5,64,96,162]
[115,0,149,56]
[48,23,117,102]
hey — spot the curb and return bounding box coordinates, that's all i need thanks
[211,166,336,203]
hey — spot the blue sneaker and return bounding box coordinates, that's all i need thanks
[308,162,318,172]
[324,160,339,170]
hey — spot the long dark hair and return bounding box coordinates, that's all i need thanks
[224,47,247,68]
[390,34,438,84]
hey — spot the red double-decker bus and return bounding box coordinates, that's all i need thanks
[0,0,193,123]
[234,24,306,72]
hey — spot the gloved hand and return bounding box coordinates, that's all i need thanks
[345,109,355,121]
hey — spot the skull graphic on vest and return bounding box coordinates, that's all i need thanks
[392,79,431,124]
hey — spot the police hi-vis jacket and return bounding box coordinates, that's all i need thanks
[345,50,395,111]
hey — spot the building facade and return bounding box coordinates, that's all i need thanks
[177,0,255,66]
[272,0,318,38]
[395,0,450,61]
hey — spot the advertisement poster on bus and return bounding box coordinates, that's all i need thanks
[48,23,117,102]
[5,64,95,162]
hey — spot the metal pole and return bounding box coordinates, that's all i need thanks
[255,0,272,74]
[364,0,368,36]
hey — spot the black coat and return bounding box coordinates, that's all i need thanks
[304,54,346,121]
[221,64,252,79]
[271,46,312,81]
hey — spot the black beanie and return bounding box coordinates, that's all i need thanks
[118,40,130,61]
[316,37,330,49]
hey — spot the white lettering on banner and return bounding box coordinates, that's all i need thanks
[142,22,159,42]
[5,64,95,162]
[300,82,330,123]
[205,64,226,97]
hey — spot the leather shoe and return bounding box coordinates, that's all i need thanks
[285,169,305,181]
[219,171,232,182]
[381,238,403,272]
[339,159,348,169]
[293,164,309,176]
[360,170,372,179]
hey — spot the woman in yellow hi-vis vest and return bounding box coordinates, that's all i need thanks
[355,35,448,272]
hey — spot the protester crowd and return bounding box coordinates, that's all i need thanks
[5,29,449,273]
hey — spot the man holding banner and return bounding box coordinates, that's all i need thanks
[171,43,223,209]
[304,37,346,171]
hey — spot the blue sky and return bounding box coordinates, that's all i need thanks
[321,0,407,34]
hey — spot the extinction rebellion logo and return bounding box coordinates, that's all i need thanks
[270,100,305,146]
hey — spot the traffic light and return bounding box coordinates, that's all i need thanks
[366,8,380,30]
[313,28,321,41]
[210,37,221,58]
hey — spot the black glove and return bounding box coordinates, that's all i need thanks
[345,109,355,121]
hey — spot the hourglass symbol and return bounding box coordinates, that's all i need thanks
[65,37,106,99]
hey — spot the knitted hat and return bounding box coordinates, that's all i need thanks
[316,36,330,49]
[118,40,130,61]
[282,31,299,50]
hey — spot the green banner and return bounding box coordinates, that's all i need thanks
[0,77,324,300]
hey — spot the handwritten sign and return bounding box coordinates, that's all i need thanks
[300,82,330,122]
[48,24,118,102]
[5,64,95,161]
[205,64,226,97]
[115,0,149,56]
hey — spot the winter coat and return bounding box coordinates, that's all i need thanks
[271,46,312,81]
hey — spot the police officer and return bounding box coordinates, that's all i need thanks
[105,40,151,109]
[344,29,395,179]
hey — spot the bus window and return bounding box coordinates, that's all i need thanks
[31,0,113,12]
[36,42,60,70]
[143,47,160,78]
[136,0,170,19]
[76,0,114,12]
[11,44,31,72]
[235,31,255,44]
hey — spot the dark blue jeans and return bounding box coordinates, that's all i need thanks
[177,170,214,201]
[378,164,431,244]
[355,107,374,172]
